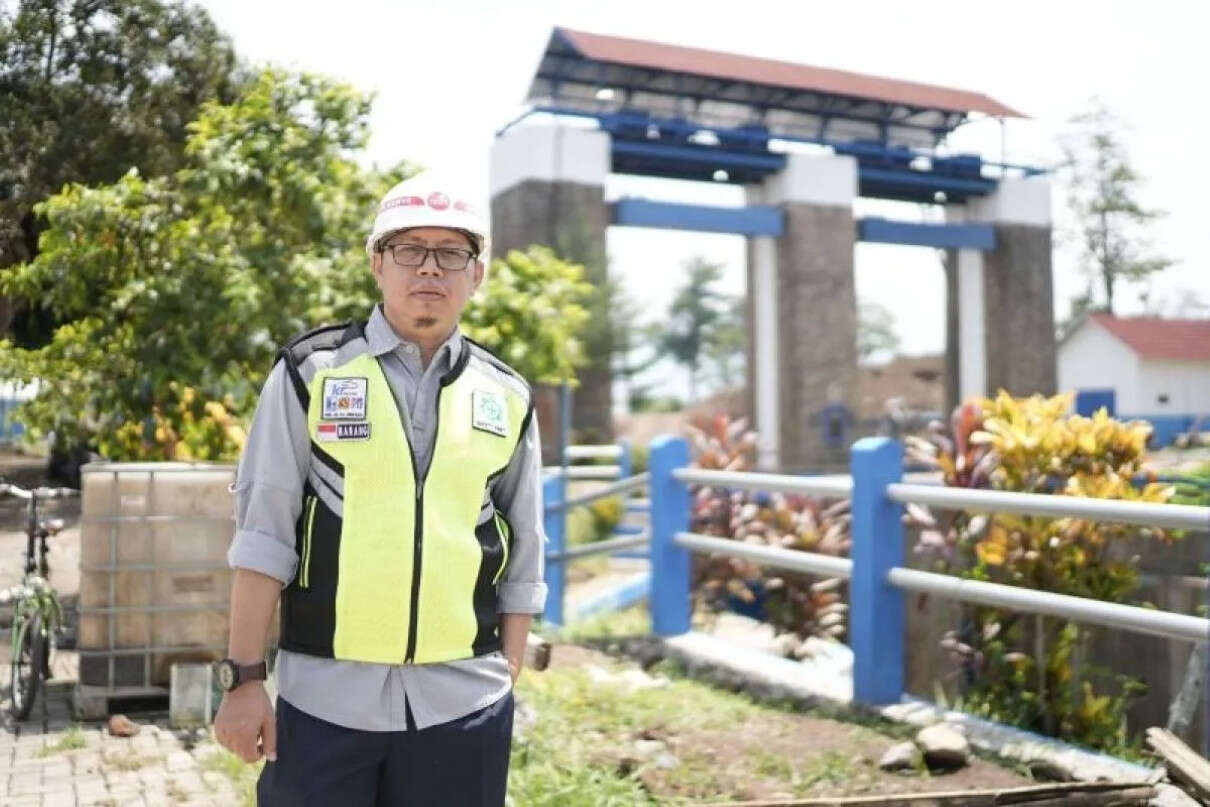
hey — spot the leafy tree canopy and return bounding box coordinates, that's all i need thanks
[1,0,244,340]
[0,69,590,460]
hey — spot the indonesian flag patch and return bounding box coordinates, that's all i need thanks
[316,422,371,442]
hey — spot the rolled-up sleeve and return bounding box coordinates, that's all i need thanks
[491,410,548,614]
[226,361,310,585]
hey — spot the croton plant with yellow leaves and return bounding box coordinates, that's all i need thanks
[100,382,247,462]
[906,391,1172,752]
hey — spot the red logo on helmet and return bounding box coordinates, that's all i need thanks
[427,192,450,211]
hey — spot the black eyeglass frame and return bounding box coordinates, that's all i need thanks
[377,242,479,272]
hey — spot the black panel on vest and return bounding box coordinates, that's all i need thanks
[279,482,341,658]
[471,513,508,655]
[274,320,368,411]
[310,440,345,482]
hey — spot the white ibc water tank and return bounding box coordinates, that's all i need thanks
[78,462,236,692]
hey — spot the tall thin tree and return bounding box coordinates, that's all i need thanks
[1059,100,1173,314]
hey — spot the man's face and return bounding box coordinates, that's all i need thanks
[371,226,484,339]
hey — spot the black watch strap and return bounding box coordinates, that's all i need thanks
[219,659,267,691]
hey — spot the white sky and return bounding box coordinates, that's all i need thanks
[199,0,1210,401]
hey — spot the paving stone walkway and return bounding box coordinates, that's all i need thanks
[1,676,251,806]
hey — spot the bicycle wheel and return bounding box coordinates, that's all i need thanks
[9,613,45,721]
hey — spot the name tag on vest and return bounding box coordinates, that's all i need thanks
[471,389,508,438]
[316,422,371,442]
[322,377,368,420]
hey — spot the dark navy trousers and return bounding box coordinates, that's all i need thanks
[256,691,514,806]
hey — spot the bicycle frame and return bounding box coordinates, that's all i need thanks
[2,480,73,715]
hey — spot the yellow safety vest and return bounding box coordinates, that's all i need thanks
[274,322,532,665]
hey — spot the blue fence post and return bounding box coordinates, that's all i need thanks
[850,437,905,705]
[542,473,566,626]
[649,435,691,635]
[617,438,632,480]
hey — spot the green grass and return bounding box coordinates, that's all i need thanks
[200,746,262,807]
[37,723,87,756]
[101,749,151,771]
[554,604,651,642]
[510,646,895,805]
[166,778,190,802]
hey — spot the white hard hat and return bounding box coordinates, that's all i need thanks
[365,172,489,258]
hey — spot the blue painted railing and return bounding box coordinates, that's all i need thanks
[542,440,650,625]
[570,433,1210,711]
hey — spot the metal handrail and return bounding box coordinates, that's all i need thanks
[545,465,622,480]
[675,532,854,579]
[888,567,1210,643]
[887,482,1210,532]
[674,468,853,499]
[547,533,650,562]
[547,472,650,512]
[566,444,623,460]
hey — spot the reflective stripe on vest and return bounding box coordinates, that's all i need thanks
[287,347,528,665]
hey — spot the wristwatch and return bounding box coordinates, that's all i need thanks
[215,658,268,692]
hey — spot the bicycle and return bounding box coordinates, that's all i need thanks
[0,477,76,720]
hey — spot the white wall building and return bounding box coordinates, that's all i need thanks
[1057,314,1210,442]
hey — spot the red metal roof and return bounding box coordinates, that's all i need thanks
[1091,314,1210,361]
[557,27,1026,119]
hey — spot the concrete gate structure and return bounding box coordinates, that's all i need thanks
[491,27,1057,471]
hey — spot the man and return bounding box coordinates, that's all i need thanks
[214,172,547,805]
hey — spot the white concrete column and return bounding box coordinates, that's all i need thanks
[489,125,611,197]
[956,247,987,400]
[967,176,1052,228]
[749,152,858,471]
[750,234,780,470]
[946,204,988,401]
[958,176,1054,399]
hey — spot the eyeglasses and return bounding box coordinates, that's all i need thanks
[379,243,477,272]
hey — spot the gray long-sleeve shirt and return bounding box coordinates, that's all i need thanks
[226,304,547,731]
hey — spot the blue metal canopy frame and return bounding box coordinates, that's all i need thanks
[504,28,1045,204]
[513,105,1034,203]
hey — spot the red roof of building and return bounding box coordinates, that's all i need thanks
[557,27,1026,119]
[1091,314,1210,361]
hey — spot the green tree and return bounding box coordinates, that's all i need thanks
[462,246,592,385]
[702,296,745,389]
[608,288,663,407]
[1059,100,1173,314]
[0,0,243,341]
[0,69,590,461]
[857,300,900,364]
[659,257,728,401]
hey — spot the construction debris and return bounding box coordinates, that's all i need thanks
[1146,727,1210,805]
[702,780,1157,805]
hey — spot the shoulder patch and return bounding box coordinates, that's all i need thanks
[275,321,365,411]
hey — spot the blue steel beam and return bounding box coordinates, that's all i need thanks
[858,218,996,250]
[611,199,784,237]
[611,140,787,172]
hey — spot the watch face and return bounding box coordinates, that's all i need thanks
[217,661,235,690]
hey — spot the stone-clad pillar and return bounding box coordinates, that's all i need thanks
[969,177,1056,398]
[489,126,613,446]
[747,154,859,472]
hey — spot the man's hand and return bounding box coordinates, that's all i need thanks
[500,613,532,687]
[214,683,277,764]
